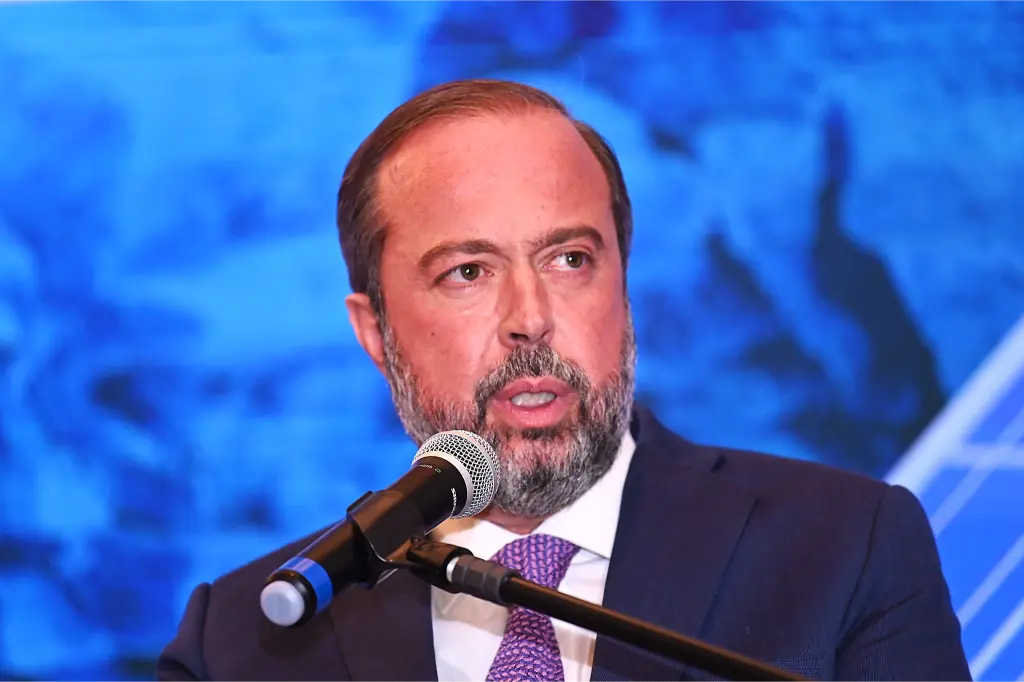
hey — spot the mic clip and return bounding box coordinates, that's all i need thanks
[405,538,476,593]
[345,492,474,592]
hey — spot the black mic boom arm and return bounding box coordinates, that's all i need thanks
[404,538,807,682]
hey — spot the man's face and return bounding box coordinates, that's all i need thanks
[348,110,635,519]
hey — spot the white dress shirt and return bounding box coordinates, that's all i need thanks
[429,430,637,682]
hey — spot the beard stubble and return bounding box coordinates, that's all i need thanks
[378,312,637,519]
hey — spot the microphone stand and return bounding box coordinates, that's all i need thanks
[402,538,807,682]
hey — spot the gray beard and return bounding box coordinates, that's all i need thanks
[379,314,637,520]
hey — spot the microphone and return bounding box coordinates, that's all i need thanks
[260,430,500,627]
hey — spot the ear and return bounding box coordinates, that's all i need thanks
[345,292,386,374]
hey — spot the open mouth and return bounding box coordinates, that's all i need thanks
[510,391,557,407]
[490,377,576,429]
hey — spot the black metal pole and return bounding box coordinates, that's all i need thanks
[501,575,803,682]
[405,540,806,682]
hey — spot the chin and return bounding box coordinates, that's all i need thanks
[496,428,576,467]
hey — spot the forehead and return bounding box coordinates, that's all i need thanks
[375,110,613,251]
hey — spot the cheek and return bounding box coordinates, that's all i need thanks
[555,288,627,376]
[396,309,493,394]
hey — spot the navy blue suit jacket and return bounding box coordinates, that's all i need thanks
[157,406,971,681]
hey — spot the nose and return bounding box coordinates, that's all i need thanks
[498,267,553,349]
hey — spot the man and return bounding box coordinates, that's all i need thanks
[157,79,971,681]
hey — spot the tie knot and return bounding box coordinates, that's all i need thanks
[490,533,580,589]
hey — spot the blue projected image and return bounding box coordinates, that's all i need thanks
[0,1,1022,679]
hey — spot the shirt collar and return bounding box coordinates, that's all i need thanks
[430,429,637,611]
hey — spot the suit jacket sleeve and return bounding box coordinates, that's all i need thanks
[835,484,972,681]
[157,583,213,681]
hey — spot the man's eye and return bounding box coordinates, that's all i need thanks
[557,251,589,269]
[449,263,483,282]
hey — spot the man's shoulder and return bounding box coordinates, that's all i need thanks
[712,442,894,502]
[637,414,969,680]
[160,524,345,680]
[708,442,928,546]
[701,440,922,538]
[638,406,915,525]
[643,408,893,493]
[206,525,331,599]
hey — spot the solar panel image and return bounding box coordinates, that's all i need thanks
[888,315,1024,681]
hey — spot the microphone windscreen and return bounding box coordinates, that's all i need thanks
[413,430,500,518]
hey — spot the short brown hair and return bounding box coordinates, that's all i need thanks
[335,79,633,312]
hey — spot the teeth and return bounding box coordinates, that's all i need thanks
[510,392,557,407]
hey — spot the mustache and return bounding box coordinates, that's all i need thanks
[472,344,591,417]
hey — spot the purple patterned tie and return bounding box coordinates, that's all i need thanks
[486,533,582,682]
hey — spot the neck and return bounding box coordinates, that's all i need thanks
[479,506,546,535]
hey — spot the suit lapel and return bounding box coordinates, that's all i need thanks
[330,568,438,681]
[592,408,758,681]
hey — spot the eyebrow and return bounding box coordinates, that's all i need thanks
[530,225,605,253]
[417,224,606,273]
